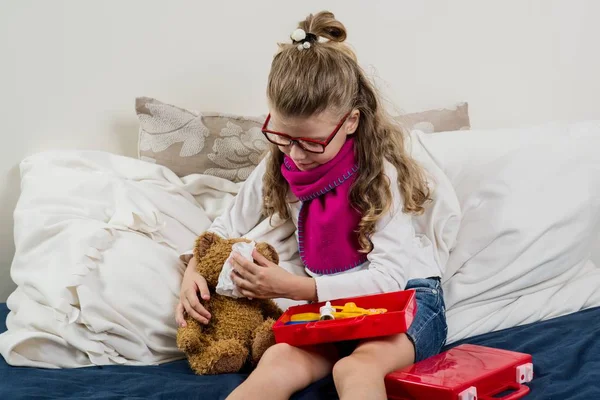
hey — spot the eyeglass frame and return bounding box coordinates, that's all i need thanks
[261,111,351,154]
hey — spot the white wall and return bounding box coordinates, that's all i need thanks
[1,0,599,301]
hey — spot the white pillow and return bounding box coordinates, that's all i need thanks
[418,121,600,343]
[591,231,600,266]
[0,150,303,369]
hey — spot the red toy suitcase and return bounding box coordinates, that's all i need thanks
[385,344,534,400]
[272,290,417,347]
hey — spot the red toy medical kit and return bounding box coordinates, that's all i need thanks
[272,290,417,347]
[385,344,534,400]
[273,291,534,399]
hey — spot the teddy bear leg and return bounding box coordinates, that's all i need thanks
[188,338,249,375]
[250,318,277,366]
[176,317,206,354]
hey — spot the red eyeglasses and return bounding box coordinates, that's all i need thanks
[261,112,350,154]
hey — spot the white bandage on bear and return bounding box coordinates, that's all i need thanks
[216,241,256,299]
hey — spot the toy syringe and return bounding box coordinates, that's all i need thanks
[285,302,387,324]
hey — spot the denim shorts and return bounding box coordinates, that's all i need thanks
[404,277,448,362]
[336,277,447,363]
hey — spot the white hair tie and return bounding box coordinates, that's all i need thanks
[290,28,317,51]
[291,28,306,42]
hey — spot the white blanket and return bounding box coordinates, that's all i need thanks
[0,151,303,368]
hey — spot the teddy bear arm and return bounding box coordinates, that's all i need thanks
[260,299,283,321]
[250,318,277,366]
[176,316,211,354]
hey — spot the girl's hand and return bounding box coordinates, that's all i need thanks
[230,249,317,302]
[176,259,212,327]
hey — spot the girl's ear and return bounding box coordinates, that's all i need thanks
[346,109,360,135]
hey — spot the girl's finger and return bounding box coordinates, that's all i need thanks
[182,298,209,324]
[230,259,242,278]
[231,261,251,281]
[231,271,253,291]
[233,253,260,275]
[175,302,186,327]
[194,277,211,301]
[239,288,256,300]
[186,291,211,320]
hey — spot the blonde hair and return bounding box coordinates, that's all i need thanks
[263,11,431,253]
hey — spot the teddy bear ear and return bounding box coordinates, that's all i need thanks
[254,242,279,265]
[193,232,222,260]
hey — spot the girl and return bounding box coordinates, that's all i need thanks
[176,11,457,400]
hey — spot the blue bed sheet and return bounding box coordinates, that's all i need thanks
[1,302,599,399]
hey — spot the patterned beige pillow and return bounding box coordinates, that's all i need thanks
[136,97,267,182]
[396,102,470,133]
[135,97,470,181]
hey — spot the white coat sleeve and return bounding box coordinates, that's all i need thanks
[313,164,421,302]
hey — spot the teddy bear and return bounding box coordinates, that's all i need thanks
[176,231,283,375]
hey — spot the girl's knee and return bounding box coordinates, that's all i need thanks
[258,343,334,392]
[332,355,369,382]
[259,343,296,365]
[333,335,415,383]
[260,343,326,369]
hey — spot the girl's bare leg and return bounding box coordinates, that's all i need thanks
[332,333,415,400]
[226,342,338,400]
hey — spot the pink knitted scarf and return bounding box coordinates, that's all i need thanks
[281,139,367,275]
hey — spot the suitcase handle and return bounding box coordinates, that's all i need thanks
[305,315,367,329]
[479,383,530,400]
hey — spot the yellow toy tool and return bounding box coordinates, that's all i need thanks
[290,301,387,323]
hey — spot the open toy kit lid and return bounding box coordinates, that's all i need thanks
[272,290,417,347]
[385,344,534,400]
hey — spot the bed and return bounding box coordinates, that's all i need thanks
[2,302,599,399]
[1,110,599,399]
